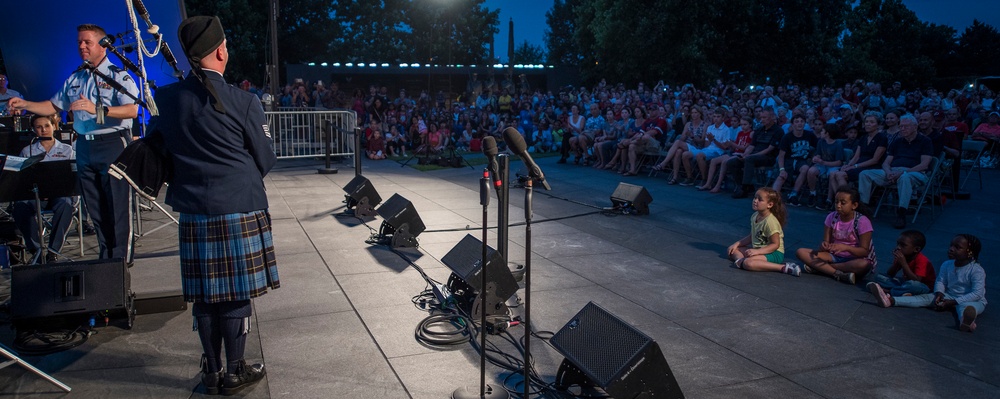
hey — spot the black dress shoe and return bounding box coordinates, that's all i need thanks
[201,355,223,395]
[222,360,266,396]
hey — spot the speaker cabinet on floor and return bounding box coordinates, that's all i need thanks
[551,301,684,399]
[343,175,382,217]
[11,258,134,326]
[610,182,653,215]
[441,234,518,306]
[376,194,425,248]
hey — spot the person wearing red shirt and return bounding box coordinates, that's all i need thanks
[869,230,935,296]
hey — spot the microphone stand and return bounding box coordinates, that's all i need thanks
[522,178,533,399]
[496,154,511,263]
[453,170,508,399]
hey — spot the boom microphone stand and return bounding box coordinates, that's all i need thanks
[452,169,508,399]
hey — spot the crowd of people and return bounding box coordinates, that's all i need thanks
[248,76,994,333]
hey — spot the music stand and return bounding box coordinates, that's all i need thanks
[0,159,78,264]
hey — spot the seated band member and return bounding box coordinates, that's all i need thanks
[12,114,76,262]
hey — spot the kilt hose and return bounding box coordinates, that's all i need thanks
[179,210,280,303]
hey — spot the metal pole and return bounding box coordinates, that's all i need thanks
[318,118,338,174]
[354,126,363,177]
[268,0,280,101]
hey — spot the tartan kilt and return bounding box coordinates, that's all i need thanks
[179,210,280,303]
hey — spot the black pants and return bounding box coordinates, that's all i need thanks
[76,133,133,261]
[726,154,776,186]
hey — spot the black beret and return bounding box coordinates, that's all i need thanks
[178,16,225,63]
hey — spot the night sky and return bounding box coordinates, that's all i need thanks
[485,0,1000,62]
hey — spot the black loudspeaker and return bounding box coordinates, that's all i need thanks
[441,234,518,308]
[551,302,684,399]
[11,258,135,326]
[343,175,382,217]
[611,182,653,215]
[376,194,426,248]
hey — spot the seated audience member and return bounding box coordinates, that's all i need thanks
[728,108,784,198]
[772,115,817,205]
[868,230,935,296]
[727,187,800,277]
[384,124,406,157]
[870,234,986,333]
[971,110,1000,143]
[654,106,708,181]
[12,114,76,262]
[623,106,669,176]
[798,124,844,208]
[828,112,887,209]
[366,128,386,160]
[859,114,933,229]
[605,106,646,172]
[683,107,730,186]
[793,188,875,285]
[701,116,753,193]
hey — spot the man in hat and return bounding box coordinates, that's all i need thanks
[147,16,278,395]
[8,24,138,262]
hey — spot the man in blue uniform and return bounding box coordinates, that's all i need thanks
[146,16,279,396]
[8,24,138,262]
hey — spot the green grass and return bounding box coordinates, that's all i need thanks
[388,150,562,171]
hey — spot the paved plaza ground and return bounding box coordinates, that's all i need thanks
[0,154,997,398]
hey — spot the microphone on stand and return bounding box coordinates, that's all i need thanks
[501,127,551,190]
[99,35,142,76]
[482,136,502,192]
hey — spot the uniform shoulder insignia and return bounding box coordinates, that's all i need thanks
[108,64,124,73]
[262,124,272,139]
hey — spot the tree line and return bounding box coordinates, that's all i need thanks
[184,0,500,89]
[546,0,1000,88]
[183,0,1000,90]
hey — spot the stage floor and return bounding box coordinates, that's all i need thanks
[1,155,998,398]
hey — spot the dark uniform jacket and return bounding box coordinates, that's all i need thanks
[148,71,276,214]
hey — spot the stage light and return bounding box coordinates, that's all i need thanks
[346,63,354,67]
[381,63,389,67]
[375,194,425,248]
[411,63,420,67]
[333,63,341,67]
[307,62,316,66]
[320,62,328,66]
[369,63,376,67]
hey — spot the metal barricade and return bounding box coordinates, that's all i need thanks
[265,108,357,159]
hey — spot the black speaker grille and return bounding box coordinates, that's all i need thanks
[550,301,652,387]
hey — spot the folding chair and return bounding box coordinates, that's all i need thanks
[41,196,85,257]
[960,139,987,190]
[873,155,945,223]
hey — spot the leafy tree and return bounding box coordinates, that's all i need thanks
[513,40,546,64]
[544,0,582,66]
[337,0,409,63]
[405,0,499,65]
[841,0,945,86]
[954,20,1000,77]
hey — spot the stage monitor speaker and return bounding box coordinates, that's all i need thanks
[610,182,652,215]
[343,175,382,217]
[11,258,134,324]
[441,234,518,303]
[376,194,425,248]
[551,301,684,399]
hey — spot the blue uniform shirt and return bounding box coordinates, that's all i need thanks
[49,57,138,136]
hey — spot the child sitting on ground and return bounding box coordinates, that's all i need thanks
[867,230,935,296]
[870,234,986,333]
[794,187,875,285]
[727,187,800,276]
